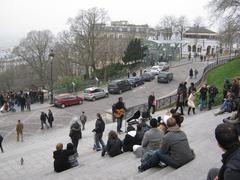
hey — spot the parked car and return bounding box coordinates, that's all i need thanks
[83,87,108,101]
[54,93,83,108]
[157,62,170,71]
[150,66,162,75]
[157,71,173,83]
[141,72,155,82]
[108,79,132,94]
[127,76,144,87]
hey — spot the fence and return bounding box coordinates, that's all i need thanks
[124,55,235,120]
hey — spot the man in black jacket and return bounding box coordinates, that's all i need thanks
[113,97,127,133]
[207,123,240,180]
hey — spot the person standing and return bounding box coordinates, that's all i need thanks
[189,68,193,79]
[19,95,25,112]
[0,134,4,153]
[40,112,49,129]
[175,91,184,115]
[223,78,231,99]
[16,120,23,142]
[113,97,127,133]
[48,109,54,128]
[69,119,82,152]
[199,84,208,111]
[194,69,198,79]
[80,111,87,130]
[208,85,218,110]
[148,92,156,114]
[188,91,196,115]
[188,82,196,97]
[92,113,105,151]
[26,94,31,111]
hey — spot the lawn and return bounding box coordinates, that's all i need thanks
[206,58,240,105]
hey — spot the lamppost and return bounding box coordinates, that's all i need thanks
[49,49,55,104]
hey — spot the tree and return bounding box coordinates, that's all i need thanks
[176,16,188,58]
[54,31,75,78]
[13,30,55,87]
[219,18,239,54]
[69,7,109,78]
[158,15,177,40]
[122,38,146,64]
[209,0,240,21]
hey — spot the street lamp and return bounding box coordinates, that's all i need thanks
[49,49,55,104]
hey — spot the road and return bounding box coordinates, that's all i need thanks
[0,60,208,142]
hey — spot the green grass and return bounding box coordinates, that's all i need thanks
[206,58,240,105]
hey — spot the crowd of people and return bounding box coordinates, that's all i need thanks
[0,90,45,113]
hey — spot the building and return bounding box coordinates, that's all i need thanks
[0,49,24,72]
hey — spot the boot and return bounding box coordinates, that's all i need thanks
[193,108,195,114]
[188,108,191,115]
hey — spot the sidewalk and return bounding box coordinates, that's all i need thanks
[0,105,228,180]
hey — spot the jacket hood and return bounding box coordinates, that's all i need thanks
[128,130,136,137]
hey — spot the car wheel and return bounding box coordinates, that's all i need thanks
[92,97,96,101]
[61,104,65,108]
[119,90,122,94]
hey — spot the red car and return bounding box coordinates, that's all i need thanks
[54,93,83,108]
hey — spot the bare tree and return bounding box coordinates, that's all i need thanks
[176,16,188,58]
[54,31,75,78]
[69,7,109,78]
[158,15,177,40]
[219,18,239,54]
[13,30,55,87]
[209,0,240,20]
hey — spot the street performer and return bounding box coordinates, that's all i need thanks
[113,97,127,133]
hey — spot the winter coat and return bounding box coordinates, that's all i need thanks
[53,149,75,173]
[176,93,184,106]
[16,122,23,133]
[123,131,138,152]
[69,122,82,140]
[188,93,196,108]
[106,138,123,157]
[48,112,54,123]
[148,95,155,106]
[142,128,164,152]
[93,118,105,134]
[218,145,240,180]
[160,126,195,168]
[40,113,48,122]
[200,87,208,100]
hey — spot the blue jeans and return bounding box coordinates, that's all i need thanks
[95,133,105,150]
[117,118,123,132]
[200,98,206,111]
[141,150,179,170]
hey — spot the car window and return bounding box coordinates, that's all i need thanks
[159,73,167,78]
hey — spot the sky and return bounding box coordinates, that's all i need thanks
[0,0,212,48]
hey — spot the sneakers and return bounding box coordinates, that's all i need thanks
[138,165,145,173]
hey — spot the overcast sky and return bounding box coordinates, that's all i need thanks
[0,0,212,48]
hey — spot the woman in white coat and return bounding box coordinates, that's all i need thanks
[188,90,196,115]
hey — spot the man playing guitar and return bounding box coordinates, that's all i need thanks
[113,97,127,133]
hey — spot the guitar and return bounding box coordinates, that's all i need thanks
[114,108,125,118]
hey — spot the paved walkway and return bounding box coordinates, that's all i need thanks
[0,105,229,180]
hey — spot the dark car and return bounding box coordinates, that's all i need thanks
[127,76,144,87]
[108,79,132,94]
[141,72,155,82]
[157,71,173,83]
[54,93,83,108]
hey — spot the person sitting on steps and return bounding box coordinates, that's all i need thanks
[138,117,195,172]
